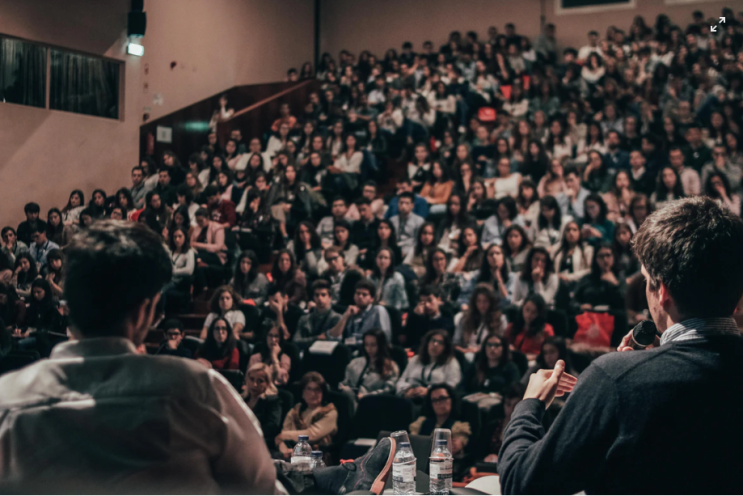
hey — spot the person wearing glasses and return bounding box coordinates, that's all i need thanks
[701,145,742,196]
[155,318,193,359]
[396,329,461,400]
[409,384,471,473]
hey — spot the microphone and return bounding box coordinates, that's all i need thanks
[628,320,659,350]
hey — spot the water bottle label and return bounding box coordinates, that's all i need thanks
[291,456,311,465]
[393,464,416,483]
[430,459,453,480]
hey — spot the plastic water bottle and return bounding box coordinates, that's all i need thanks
[429,440,453,495]
[392,441,416,494]
[310,450,325,470]
[291,435,312,472]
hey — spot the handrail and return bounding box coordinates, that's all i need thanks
[225,79,315,121]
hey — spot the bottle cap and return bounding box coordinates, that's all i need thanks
[298,435,309,441]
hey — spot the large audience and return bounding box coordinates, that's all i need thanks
[2,7,743,479]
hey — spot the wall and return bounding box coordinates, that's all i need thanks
[320,0,731,59]
[142,0,314,121]
[0,0,314,229]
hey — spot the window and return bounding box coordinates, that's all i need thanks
[50,49,120,119]
[0,33,122,119]
[0,36,46,108]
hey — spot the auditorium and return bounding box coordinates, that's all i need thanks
[1,0,743,494]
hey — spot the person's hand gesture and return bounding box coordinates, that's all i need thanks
[345,305,359,318]
[523,360,577,408]
[414,301,426,316]
[532,266,544,283]
[601,271,619,286]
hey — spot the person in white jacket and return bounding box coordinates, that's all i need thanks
[511,246,560,308]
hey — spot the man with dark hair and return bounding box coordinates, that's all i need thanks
[29,223,59,274]
[499,197,743,494]
[17,202,46,247]
[155,168,177,207]
[384,178,429,219]
[683,123,712,173]
[351,197,380,266]
[578,30,602,62]
[604,130,629,171]
[629,150,655,196]
[156,318,193,358]
[557,167,590,222]
[390,192,425,257]
[130,166,152,209]
[404,285,454,348]
[317,197,350,247]
[0,221,396,494]
[191,208,227,267]
[329,279,391,345]
[293,279,342,349]
[669,145,701,196]
[260,285,303,341]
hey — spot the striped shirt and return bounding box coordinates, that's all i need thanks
[660,317,740,346]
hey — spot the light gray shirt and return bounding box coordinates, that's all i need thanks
[396,355,461,394]
[0,338,281,494]
[390,213,425,257]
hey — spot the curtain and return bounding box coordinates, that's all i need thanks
[50,49,119,119]
[0,37,46,108]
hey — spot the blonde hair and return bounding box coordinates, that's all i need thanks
[243,362,278,398]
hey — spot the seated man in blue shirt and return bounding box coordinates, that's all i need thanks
[384,178,429,219]
[328,279,392,346]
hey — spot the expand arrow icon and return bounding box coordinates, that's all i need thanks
[711,25,718,33]
[719,17,726,23]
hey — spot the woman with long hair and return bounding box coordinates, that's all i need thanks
[516,179,540,228]
[458,244,512,309]
[45,208,65,247]
[368,220,403,270]
[626,193,651,233]
[582,194,615,245]
[249,324,291,387]
[0,281,24,332]
[502,224,531,275]
[583,150,611,193]
[436,193,473,254]
[396,329,462,399]
[11,252,38,299]
[512,246,560,308]
[141,192,172,236]
[603,170,635,222]
[332,220,359,267]
[704,171,741,215]
[115,188,136,220]
[520,139,550,184]
[420,161,454,211]
[612,222,639,281]
[505,293,554,360]
[537,159,566,199]
[88,189,108,219]
[270,249,307,306]
[465,334,520,394]
[196,317,239,370]
[61,189,85,225]
[231,250,269,306]
[43,249,65,299]
[276,372,338,459]
[449,225,483,275]
[572,243,625,312]
[551,220,594,287]
[405,222,437,278]
[200,285,246,340]
[529,195,569,249]
[421,249,461,309]
[287,220,323,278]
[481,196,524,247]
[455,161,475,197]
[369,247,408,311]
[454,283,508,355]
[241,363,282,449]
[340,328,400,407]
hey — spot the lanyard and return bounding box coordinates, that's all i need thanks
[420,362,440,384]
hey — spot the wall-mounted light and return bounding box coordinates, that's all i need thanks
[127,42,144,57]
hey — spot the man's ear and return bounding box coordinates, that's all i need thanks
[658,280,674,313]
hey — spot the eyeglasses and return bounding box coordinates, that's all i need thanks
[430,339,445,346]
[597,253,613,259]
[325,256,339,263]
[431,396,451,404]
[166,332,182,338]
[214,326,229,332]
[486,342,503,348]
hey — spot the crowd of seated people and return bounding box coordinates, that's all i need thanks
[2,7,743,479]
